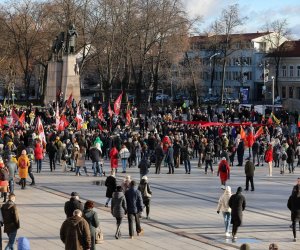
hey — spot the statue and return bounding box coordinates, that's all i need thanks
[51,32,65,60]
[66,24,78,54]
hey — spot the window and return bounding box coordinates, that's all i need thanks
[290,65,294,77]
[297,66,300,77]
[282,87,286,98]
[289,87,293,98]
[282,65,287,77]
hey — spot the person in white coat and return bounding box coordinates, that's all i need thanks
[217,186,232,238]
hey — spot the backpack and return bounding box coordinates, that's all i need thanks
[0,168,9,181]
[19,158,27,169]
[281,152,287,161]
[221,163,227,173]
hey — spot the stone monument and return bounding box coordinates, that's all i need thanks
[44,24,81,105]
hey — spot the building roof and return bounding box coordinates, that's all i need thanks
[275,41,300,57]
[190,32,272,43]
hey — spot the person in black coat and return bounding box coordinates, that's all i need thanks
[46,141,58,171]
[64,192,84,218]
[165,144,174,174]
[154,142,164,174]
[244,160,255,191]
[138,158,150,179]
[105,169,117,207]
[111,186,127,239]
[287,184,300,241]
[125,180,143,238]
[229,187,246,241]
[287,146,295,173]
[236,140,245,167]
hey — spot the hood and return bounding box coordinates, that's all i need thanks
[68,216,82,226]
[140,178,147,185]
[112,191,124,199]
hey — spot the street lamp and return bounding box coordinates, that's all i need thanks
[271,76,275,113]
[209,52,220,92]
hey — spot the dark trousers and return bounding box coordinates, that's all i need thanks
[155,160,162,174]
[232,223,239,237]
[127,213,141,237]
[143,199,150,217]
[205,160,213,173]
[36,159,42,172]
[168,163,174,174]
[245,176,254,190]
[49,157,55,171]
[292,220,300,238]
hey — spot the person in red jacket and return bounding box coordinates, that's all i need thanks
[34,141,44,173]
[217,157,230,188]
[264,144,273,177]
[109,145,119,173]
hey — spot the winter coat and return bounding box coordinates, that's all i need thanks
[217,160,230,182]
[155,145,164,162]
[264,148,273,163]
[111,191,127,218]
[18,155,30,179]
[75,150,86,167]
[64,198,84,218]
[229,191,246,226]
[109,147,119,169]
[125,187,143,214]
[46,143,57,158]
[165,146,174,164]
[60,215,91,250]
[138,158,150,177]
[287,193,300,221]
[89,147,101,163]
[1,200,20,234]
[181,146,191,161]
[217,190,232,213]
[287,147,295,164]
[105,175,117,198]
[244,161,255,177]
[138,179,152,202]
[0,166,9,192]
[34,143,44,160]
[119,147,130,159]
[83,208,99,249]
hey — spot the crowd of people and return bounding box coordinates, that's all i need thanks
[0,99,299,248]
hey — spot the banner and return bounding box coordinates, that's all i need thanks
[114,91,123,116]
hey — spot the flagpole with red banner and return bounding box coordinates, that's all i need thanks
[114,91,123,116]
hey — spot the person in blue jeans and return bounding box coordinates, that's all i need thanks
[1,193,20,250]
[217,186,232,238]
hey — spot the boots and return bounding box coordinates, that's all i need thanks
[21,179,26,189]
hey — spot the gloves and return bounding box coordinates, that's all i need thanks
[217,211,220,214]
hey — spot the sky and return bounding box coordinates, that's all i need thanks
[183,0,300,39]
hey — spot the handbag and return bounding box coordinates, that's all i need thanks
[95,227,104,244]
[143,185,152,198]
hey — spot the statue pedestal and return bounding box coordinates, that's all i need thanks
[44,61,62,105]
[61,55,81,102]
[44,55,81,105]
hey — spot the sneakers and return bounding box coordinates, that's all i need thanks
[232,235,237,241]
[137,229,144,236]
[225,232,231,238]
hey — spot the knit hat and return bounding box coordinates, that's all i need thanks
[237,186,243,193]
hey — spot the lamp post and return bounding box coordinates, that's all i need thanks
[271,76,275,113]
[209,52,220,93]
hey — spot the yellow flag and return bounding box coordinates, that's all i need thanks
[271,113,280,124]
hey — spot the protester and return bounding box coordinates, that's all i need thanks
[264,144,273,177]
[18,150,30,190]
[111,185,127,239]
[217,157,230,188]
[244,160,255,191]
[34,140,44,173]
[119,144,130,173]
[229,187,246,241]
[0,158,9,202]
[60,209,91,250]
[83,200,100,250]
[125,180,144,239]
[138,176,152,219]
[109,145,119,173]
[217,186,232,238]
[105,169,117,207]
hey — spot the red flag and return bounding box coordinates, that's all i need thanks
[240,126,246,140]
[126,102,131,126]
[55,103,60,130]
[98,124,103,131]
[114,92,123,116]
[2,117,8,126]
[11,110,19,123]
[75,106,83,130]
[18,112,26,126]
[98,107,104,121]
[66,93,73,107]
[298,115,300,128]
[254,127,264,140]
[267,116,273,125]
[36,117,46,145]
[60,115,69,127]
[108,102,113,117]
[0,118,2,129]
[246,131,254,148]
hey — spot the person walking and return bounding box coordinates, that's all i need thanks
[75,146,88,176]
[125,180,144,239]
[217,157,230,188]
[119,144,130,173]
[17,150,30,190]
[264,144,273,177]
[105,169,117,207]
[64,192,84,218]
[165,144,174,174]
[287,184,300,242]
[217,186,232,238]
[60,209,91,250]
[138,158,150,179]
[89,143,102,177]
[154,142,164,174]
[0,158,9,202]
[109,145,119,173]
[60,143,69,172]
[1,193,20,250]
[111,185,127,239]
[181,142,192,174]
[138,176,152,219]
[287,145,296,174]
[244,160,255,191]
[6,154,17,194]
[229,187,246,242]
[34,140,44,173]
[83,200,100,250]
[46,141,57,172]
[204,140,214,174]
